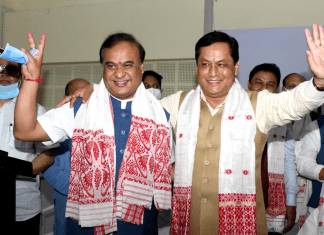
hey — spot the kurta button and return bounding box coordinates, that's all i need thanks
[121,113,126,117]
[203,179,207,183]
[120,149,124,154]
[121,130,125,135]
[205,160,209,165]
[208,144,212,148]
[203,198,207,202]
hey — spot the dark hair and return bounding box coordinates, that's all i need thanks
[195,31,239,65]
[249,63,281,87]
[65,78,90,96]
[99,33,145,64]
[282,73,306,87]
[142,70,163,87]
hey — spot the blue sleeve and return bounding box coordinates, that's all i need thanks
[42,139,72,196]
[284,124,299,206]
[42,99,82,195]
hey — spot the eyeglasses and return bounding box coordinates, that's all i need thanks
[0,64,20,76]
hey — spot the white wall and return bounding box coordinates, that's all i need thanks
[224,26,313,90]
[3,0,324,91]
[214,0,324,30]
[4,0,203,63]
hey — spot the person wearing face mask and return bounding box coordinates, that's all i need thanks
[0,58,57,234]
[142,70,163,100]
[281,73,322,232]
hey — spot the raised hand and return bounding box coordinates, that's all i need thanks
[21,32,46,81]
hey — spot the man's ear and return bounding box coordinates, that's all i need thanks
[234,61,240,76]
[247,80,251,90]
[140,63,144,74]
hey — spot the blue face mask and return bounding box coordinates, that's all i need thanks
[0,43,39,65]
[0,82,19,100]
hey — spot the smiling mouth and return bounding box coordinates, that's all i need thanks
[207,80,221,85]
[115,81,128,87]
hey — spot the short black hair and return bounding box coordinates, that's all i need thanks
[142,70,163,87]
[99,33,145,64]
[249,63,281,87]
[282,73,306,87]
[195,31,239,65]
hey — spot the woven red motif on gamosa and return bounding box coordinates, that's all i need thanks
[219,193,257,235]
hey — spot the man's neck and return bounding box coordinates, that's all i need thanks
[0,98,13,108]
[202,93,227,109]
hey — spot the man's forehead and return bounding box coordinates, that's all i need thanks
[199,42,232,60]
[203,42,231,51]
[104,42,139,56]
[0,58,19,67]
[286,74,304,83]
[253,71,277,82]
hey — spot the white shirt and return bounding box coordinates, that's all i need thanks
[296,120,324,181]
[0,97,56,221]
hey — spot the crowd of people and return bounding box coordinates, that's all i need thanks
[2,23,324,234]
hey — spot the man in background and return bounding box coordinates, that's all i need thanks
[142,70,163,100]
[248,63,299,234]
[41,78,92,234]
[281,73,322,233]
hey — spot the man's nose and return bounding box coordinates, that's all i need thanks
[209,65,219,77]
[114,66,126,79]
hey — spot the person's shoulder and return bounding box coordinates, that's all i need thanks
[245,89,259,99]
[162,90,183,100]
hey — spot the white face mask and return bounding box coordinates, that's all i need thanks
[147,88,162,100]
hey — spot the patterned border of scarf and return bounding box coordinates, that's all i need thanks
[266,126,287,233]
[171,79,257,235]
[65,80,172,234]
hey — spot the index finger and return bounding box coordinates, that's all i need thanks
[57,95,72,108]
[38,33,46,53]
[305,28,317,52]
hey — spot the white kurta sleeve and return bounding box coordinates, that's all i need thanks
[296,120,324,181]
[159,91,182,128]
[256,79,324,134]
[37,102,75,145]
[34,104,60,153]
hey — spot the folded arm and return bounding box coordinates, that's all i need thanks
[296,120,323,181]
[31,149,55,175]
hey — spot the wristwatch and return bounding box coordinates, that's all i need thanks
[313,78,324,91]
